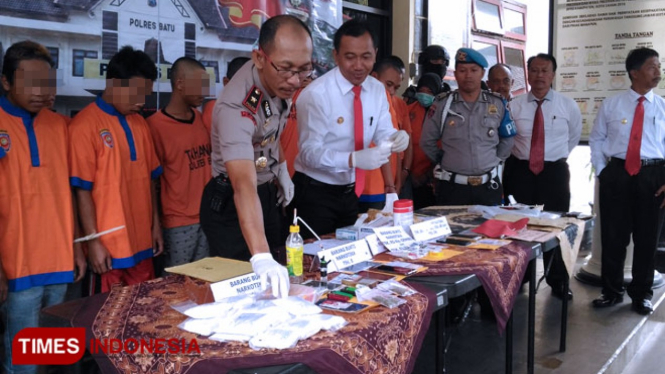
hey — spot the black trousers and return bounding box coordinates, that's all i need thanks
[435,176,503,206]
[291,172,359,240]
[199,176,282,261]
[598,158,665,300]
[503,156,571,287]
[413,182,437,210]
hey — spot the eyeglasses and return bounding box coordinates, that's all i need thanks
[260,49,313,80]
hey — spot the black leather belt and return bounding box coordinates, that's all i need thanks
[296,172,355,194]
[611,157,665,167]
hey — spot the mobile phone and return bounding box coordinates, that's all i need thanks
[374,265,417,276]
[437,237,473,246]
[454,230,483,240]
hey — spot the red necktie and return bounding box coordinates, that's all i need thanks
[529,99,545,175]
[625,96,645,176]
[353,86,365,196]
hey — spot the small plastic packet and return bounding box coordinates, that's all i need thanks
[288,284,326,303]
[377,279,416,297]
[177,317,219,336]
[356,288,406,309]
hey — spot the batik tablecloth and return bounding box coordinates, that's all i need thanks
[71,274,434,374]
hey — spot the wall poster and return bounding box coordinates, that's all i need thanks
[553,0,665,141]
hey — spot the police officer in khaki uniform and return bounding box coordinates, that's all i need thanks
[200,15,313,298]
[420,48,516,206]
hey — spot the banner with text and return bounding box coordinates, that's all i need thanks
[553,0,665,141]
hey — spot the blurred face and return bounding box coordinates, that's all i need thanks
[454,63,484,95]
[106,77,153,115]
[1,59,56,114]
[254,25,313,99]
[176,68,211,108]
[630,56,662,91]
[527,57,555,96]
[373,67,403,96]
[334,32,377,86]
[487,66,513,100]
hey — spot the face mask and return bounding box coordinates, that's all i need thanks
[416,92,434,108]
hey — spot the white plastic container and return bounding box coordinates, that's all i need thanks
[393,199,414,227]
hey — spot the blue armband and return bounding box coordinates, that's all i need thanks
[498,100,517,138]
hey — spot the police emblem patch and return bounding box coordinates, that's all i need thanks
[99,129,114,148]
[488,104,498,115]
[0,131,11,153]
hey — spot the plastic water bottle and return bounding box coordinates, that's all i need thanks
[285,224,304,284]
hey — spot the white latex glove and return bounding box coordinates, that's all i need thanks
[352,146,391,170]
[250,253,290,298]
[276,162,294,206]
[389,130,409,153]
[382,193,400,213]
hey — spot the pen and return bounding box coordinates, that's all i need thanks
[370,117,374,126]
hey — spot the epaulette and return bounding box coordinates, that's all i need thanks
[434,91,453,102]
[243,86,263,114]
[484,90,505,101]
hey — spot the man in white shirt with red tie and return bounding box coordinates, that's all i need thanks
[503,53,582,300]
[590,47,665,315]
[292,19,409,239]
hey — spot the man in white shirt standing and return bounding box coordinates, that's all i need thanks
[503,53,582,300]
[292,19,409,239]
[590,47,665,315]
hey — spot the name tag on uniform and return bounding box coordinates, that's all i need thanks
[262,100,272,118]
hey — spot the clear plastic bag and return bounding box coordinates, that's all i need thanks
[356,288,406,309]
[301,313,347,332]
[248,327,302,350]
[377,279,416,297]
[208,332,252,342]
[177,317,219,336]
[213,310,291,337]
[172,294,256,319]
[272,296,322,316]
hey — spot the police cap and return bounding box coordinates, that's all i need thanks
[455,48,488,69]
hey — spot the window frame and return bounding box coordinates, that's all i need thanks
[46,47,59,69]
[502,1,527,42]
[501,39,528,96]
[72,49,98,77]
[472,0,527,42]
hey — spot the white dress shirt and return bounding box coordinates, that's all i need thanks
[590,88,665,175]
[510,89,583,161]
[294,67,396,185]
